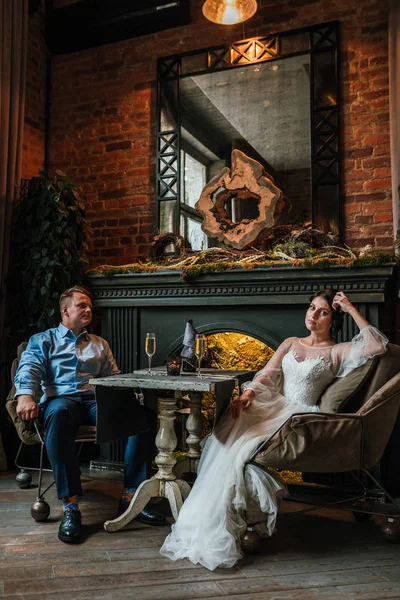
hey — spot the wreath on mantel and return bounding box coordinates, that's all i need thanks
[87,226,394,281]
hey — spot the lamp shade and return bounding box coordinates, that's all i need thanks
[202,0,258,25]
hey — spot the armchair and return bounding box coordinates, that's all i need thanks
[244,343,400,549]
[5,343,97,521]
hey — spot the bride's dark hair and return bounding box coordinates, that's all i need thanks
[310,288,344,338]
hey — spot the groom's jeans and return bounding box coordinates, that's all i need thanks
[40,394,156,499]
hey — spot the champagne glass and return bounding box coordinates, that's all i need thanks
[145,333,156,375]
[195,334,206,378]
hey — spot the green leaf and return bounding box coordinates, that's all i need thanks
[8,170,88,335]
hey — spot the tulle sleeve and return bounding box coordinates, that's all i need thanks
[241,337,294,395]
[333,326,388,378]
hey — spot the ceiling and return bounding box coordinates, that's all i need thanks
[45,0,190,54]
[180,54,311,172]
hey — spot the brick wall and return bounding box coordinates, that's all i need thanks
[21,2,47,180]
[40,0,392,266]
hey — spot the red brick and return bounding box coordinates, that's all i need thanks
[374,143,391,156]
[121,237,133,245]
[374,211,393,223]
[105,141,132,152]
[118,217,138,226]
[374,167,392,178]
[355,215,373,225]
[363,178,392,191]
[99,188,130,200]
[363,200,393,213]
[24,0,393,269]
[106,237,120,247]
[345,169,371,181]
[102,228,125,237]
[346,148,372,159]
[369,57,387,66]
[369,98,390,112]
[375,236,394,247]
[362,134,390,146]
[100,248,123,257]
[368,224,393,235]
[363,156,390,169]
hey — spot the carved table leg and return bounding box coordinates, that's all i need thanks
[154,394,180,480]
[173,391,204,480]
[186,392,203,472]
[104,392,191,533]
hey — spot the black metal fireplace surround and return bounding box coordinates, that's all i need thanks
[88,264,399,493]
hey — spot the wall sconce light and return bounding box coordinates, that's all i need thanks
[202,0,258,25]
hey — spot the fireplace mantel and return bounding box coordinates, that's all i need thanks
[87,263,397,477]
[88,263,396,374]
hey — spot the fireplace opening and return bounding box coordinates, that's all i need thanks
[200,331,274,437]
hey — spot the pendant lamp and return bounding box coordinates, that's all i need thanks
[202,0,258,25]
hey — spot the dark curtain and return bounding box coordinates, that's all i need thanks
[0,0,29,469]
[389,0,400,238]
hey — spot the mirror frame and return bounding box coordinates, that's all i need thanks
[156,20,340,243]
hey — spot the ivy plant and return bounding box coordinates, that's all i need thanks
[8,171,89,336]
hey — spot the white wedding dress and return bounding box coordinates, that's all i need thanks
[160,326,388,571]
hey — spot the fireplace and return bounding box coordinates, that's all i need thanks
[87,263,398,480]
[89,264,395,367]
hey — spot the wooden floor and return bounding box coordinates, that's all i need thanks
[1,469,400,600]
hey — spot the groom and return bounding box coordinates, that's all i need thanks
[14,285,165,543]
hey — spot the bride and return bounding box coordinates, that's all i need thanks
[159,289,388,571]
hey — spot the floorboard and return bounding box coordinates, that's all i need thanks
[1,470,399,600]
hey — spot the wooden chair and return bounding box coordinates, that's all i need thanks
[244,343,400,549]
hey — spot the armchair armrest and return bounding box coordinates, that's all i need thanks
[249,411,363,474]
[5,399,41,446]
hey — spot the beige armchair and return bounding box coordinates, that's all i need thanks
[245,343,400,548]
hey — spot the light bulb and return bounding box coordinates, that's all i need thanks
[202,0,258,26]
[222,5,240,24]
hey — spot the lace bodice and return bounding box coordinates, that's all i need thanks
[242,326,388,406]
[281,350,335,407]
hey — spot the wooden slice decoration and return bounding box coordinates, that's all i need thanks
[195,149,284,250]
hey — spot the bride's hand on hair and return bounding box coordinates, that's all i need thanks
[227,390,254,418]
[332,291,354,314]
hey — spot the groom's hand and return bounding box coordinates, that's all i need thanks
[16,395,39,421]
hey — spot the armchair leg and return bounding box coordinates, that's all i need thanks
[15,443,33,488]
[31,497,50,522]
[381,518,400,544]
[16,468,32,489]
[241,527,262,554]
[352,497,373,522]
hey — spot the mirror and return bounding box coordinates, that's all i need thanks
[157,23,340,251]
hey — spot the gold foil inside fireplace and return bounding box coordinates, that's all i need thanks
[201,332,303,485]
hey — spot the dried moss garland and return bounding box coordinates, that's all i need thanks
[87,250,393,281]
